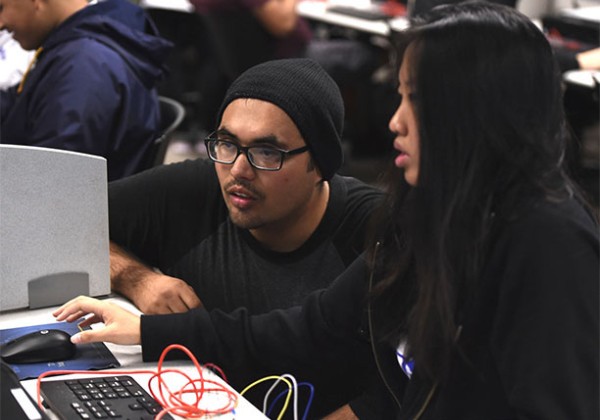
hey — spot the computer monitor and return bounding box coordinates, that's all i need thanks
[1,361,49,419]
[0,145,111,311]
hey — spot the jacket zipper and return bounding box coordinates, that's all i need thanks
[366,241,439,419]
[410,328,462,420]
[367,242,403,410]
[411,384,437,420]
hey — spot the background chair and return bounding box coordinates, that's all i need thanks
[151,96,186,167]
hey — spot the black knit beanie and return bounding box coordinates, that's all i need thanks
[217,58,344,180]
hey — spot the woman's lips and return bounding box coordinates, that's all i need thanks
[394,148,409,168]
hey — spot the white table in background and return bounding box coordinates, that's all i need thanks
[297,0,409,36]
[139,0,194,13]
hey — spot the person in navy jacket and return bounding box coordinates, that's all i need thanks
[0,0,172,181]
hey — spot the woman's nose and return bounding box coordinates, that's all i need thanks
[389,107,403,135]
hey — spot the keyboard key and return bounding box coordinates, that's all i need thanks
[128,402,143,410]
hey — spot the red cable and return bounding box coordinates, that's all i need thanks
[35,344,238,419]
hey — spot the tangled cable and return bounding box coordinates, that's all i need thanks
[241,373,314,420]
[36,344,237,419]
[35,344,316,419]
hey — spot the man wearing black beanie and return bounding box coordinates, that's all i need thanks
[107,58,383,323]
[217,58,344,181]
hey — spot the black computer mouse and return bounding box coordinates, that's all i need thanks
[0,329,76,364]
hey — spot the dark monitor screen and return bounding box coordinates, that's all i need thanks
[1,361,49,420]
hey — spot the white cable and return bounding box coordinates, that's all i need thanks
[262,373,299,420]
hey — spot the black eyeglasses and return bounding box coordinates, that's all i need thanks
[204,134,310,171]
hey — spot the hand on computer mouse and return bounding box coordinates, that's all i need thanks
[53,296,141,346]
[0,329,76,364]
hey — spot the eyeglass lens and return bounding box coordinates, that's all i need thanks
[208,140,283,170]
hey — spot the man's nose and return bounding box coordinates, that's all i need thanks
[229,151,255,179]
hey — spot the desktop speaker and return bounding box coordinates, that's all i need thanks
[0,145,111,311]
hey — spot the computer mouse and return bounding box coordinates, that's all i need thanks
[0,329,76,364]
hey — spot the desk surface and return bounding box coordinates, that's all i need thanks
[564,69,600,89]
[139,0,410,35]
[0,298,266,420]
[139,0,194,13]
[560,6,600,24]
[298,1,409,36]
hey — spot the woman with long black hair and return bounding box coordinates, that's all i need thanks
[56,2,599,418]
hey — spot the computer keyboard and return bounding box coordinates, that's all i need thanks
[40,375,173,420]
[326,5,390,21]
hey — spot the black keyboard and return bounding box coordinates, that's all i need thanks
[40,375,173,420]
[326,5,390,21]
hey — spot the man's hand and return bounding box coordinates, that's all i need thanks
[254,0,299,37]
[130,273,203,315]
[110,241,203,314]
[577,47,600,71]
[53,296,141,345]
[323,404,359,420]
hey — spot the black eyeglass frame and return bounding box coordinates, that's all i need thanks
[204,134,310,171]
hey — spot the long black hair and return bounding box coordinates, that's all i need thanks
[368,1,580,383]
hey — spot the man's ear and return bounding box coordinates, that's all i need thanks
[35,0,84,30]
[311,162,328,186]
[307,155,323,180]
[29,0,50,21]
[31,0,44,10]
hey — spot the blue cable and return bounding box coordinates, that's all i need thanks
[266,381,314,420]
